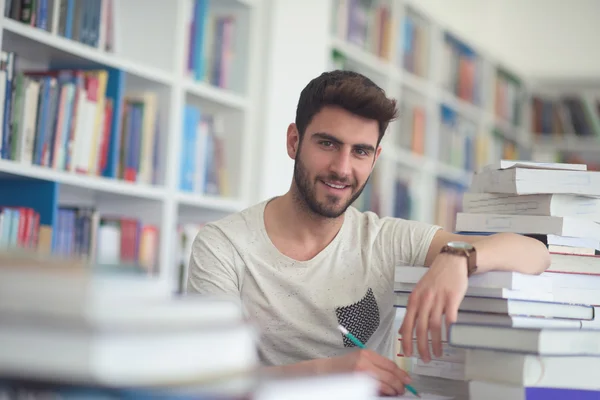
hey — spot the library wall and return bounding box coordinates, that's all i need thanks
[407,0,600,79]
[254,0,332,202]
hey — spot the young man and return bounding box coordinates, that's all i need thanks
[187,71,550,396]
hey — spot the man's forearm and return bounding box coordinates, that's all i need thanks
[473,232,551,275]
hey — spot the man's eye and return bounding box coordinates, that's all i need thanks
[321,141,333,147]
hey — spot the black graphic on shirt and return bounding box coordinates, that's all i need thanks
[335,288,380,347]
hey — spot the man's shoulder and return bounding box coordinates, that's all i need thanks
[197,200,267,241]
[346,206,435,228]
[346,206,441,238]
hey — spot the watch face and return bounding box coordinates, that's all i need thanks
[447,241,474,251]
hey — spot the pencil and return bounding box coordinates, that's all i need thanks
[337,325,421,398]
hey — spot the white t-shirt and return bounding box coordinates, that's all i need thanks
[187,199,440,366]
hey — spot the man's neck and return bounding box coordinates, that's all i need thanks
[264,192,345,261]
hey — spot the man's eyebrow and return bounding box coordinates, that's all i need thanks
[312,132,375,153]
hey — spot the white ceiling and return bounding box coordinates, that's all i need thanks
[409,0,600,82]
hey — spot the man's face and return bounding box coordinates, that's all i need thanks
[289,106,382,218]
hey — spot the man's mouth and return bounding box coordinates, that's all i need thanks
[321,180,350,190]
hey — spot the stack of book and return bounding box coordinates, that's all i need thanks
[460,160,600,328]
[0,252,260,398]
[394,160,600,398]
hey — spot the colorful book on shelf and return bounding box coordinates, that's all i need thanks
[3,0,115,50]
[180,105,230,196]
[0,56,165,184]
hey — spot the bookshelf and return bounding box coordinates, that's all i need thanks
[0,0,262,290]
[329,0,532,231]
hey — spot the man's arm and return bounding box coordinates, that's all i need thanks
[264,350,412,397]
[423,229,551,275]
[400,229,551,363]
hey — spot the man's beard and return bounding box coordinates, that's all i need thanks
[292,148,369,219]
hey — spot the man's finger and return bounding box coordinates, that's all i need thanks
[379,381,401,397]
[374,366,406,396]
[399,292,420,357]
[368,351,411,384]
[415,291,435,363]
[444,293,462,334]
[429,299,445,358]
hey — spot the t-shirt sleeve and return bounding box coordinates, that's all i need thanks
[384,217,442,266]
[186,224,241,299]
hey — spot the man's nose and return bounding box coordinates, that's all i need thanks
[329,150,352,179]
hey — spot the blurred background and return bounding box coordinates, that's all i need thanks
[0,0,598,292]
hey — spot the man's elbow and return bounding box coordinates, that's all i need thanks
[531,239,552,275]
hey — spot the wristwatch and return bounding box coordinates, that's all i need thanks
[440,241,478,277]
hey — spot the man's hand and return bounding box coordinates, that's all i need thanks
[263,350,411,396]
[398,253,469,363]
[328,349,412,396]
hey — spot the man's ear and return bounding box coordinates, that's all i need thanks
[286,123,300,160]
[372,145,382,166]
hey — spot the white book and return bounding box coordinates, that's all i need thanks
[0,295,246,331]
[394,292,594,320]
[466,350,600,391]
[548,244,598,255]
[482,159,587,171]
[0,323,258,387]
[395,307,582,344]
[462,193,600,222]
[449,324,600,355]
[254,374,379,400]
[455,213,600,242]
[553,287,600,307]
[546,253,600,275]
[469,167,600,197]
[542,234,600,251]
[544,269,600,290]
[394,282,553,302]
[395,266,553,292]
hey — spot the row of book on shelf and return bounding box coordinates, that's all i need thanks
[185,0,241,90]
[0,203,159,272]
[0,50,229,196]
[0,195,209,285]
[5,0,240,92]
[394,159,600,399]
[4,0,115,51]
[531,93,600,139]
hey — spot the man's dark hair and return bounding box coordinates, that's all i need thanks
[295,70,399,145]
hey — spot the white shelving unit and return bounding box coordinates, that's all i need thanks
[329,0,529,229]
[0,0,263,290]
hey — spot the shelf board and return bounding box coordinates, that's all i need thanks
[330,36,398,78]
[235,0,258,6]
[435,162,473,186]
[439,90,483,122]
[492,119,530,147]
[382,146,429,170]
[184,79,248,110]
[532,134,600,152]
[2,18,174,85]
[0,160,165,200]
[400,71,433,98]
[176,192,245,213]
